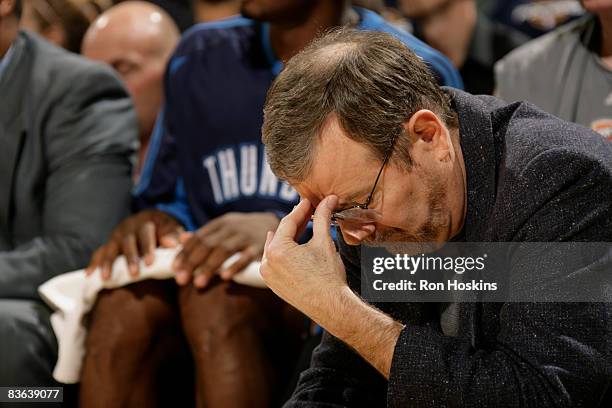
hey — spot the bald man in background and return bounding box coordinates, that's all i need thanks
[82,1,179,174]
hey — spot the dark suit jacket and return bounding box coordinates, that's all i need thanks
[0,32,138,299]
[286,89,612,407]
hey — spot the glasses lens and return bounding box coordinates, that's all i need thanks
[332,207,382,225]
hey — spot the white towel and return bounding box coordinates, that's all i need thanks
[38,247,265,384]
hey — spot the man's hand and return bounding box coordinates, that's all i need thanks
[86,209,184,280]
[171,212,280,288]
[261,196,403,379]
[260,196,347,320]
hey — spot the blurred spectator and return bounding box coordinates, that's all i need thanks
[400,0,529,94]
[495,1,612,141]
[80,1,461,407]
[354,0,413,32]
[194,0,240,23]
[354,0,385,10]
[114,0,194,31]
[82,1,180,176]
[0,0,137,388]
[19,0,109,53]
[489,0,585,38]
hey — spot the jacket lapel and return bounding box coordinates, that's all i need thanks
[0,34,29,242]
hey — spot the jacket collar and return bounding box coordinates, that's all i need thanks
[0,32,29,127]
[444,87,498,241]
[0,32,30,241]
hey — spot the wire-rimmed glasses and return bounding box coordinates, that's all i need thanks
[328,135,398,226]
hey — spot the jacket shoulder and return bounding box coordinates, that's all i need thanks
[25,32,125,101]
[494,103,612,240]
[496,15,591,76]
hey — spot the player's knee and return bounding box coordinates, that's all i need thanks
[86,281,176,354]
[181,283,261,355]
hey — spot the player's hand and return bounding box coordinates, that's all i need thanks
[86,209,184,280]
[172,212,281,288]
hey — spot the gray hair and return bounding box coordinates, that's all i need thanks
[262,28,457,182]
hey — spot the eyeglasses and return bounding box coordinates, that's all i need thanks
[329,135,398,226]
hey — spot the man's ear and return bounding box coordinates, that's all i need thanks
[404,109,452,163]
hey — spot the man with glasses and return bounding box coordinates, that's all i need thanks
[81,1,462,406]
[261,29,612,407]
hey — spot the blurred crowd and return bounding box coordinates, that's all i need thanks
[16,0,610,133]
[0,0,610,407]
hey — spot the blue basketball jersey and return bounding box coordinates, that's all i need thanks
[134,8,463,230]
